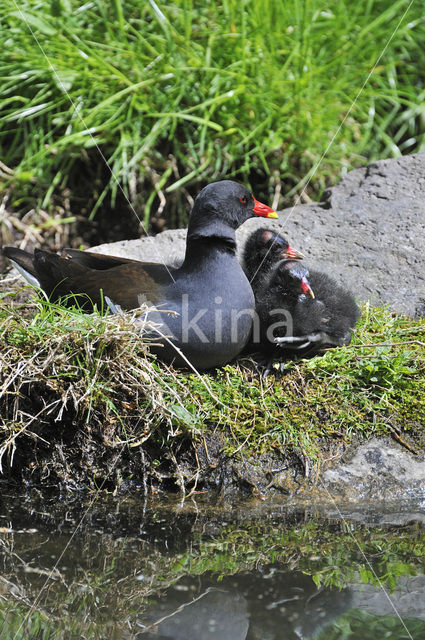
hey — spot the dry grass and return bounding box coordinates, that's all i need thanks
[0,278,206,493]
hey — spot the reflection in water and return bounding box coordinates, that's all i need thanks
[136,568,351,639]
[137,567,425,639]
[0,493,424,639]
[138,586,249,640]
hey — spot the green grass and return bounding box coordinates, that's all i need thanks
[164,303,425,459]
[1,0,425,225]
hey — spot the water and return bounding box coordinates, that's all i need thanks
[0,491,424,639]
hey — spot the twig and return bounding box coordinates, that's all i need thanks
[348,340,425,349]
[389,428,418,454]
[229,421,256,458]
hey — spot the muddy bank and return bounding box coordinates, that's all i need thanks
[168,434,425,503]
[0,307,423,501]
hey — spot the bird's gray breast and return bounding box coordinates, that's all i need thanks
[145,259,255,369]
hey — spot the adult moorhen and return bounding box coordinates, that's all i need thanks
[242,228,360,369]
[3,181,278,370]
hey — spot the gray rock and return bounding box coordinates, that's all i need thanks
[350,575,425,621]
[320,437,425,502]
[92,153,425,317]
[140,587,249,640]
[91,228,187,268]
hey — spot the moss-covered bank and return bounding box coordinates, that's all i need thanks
[1,277,424,495]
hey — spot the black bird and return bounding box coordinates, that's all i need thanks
[244,244,315,360]
[242,227,304,280]
[285,269,361,350]
[3,181,278,370]
[242,228,360,368]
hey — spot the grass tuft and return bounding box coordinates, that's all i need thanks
[0,0,424,224]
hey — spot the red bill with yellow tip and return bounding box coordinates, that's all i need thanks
[253,197,278,219]
[282,245,304,260]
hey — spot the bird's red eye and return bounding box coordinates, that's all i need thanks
[240,196,247,204]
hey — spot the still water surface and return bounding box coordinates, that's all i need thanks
[0,491,424,639]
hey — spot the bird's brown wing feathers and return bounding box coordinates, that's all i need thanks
[32,250,174,309]
[2,247,38,277]
[61,248,151,271]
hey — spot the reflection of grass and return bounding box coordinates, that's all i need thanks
[317,609,425,640]
[0,508,424,638]
[1,281,424,490]
[0,610,54,640]
[1,0,425,221]
[184,517,425,589]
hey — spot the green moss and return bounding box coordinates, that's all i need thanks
[160,304,425,460]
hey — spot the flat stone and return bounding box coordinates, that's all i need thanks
[320,437,425,502]
[91,153,425,317]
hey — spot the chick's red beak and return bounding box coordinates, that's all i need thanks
[301,277,315,298]
[283,245,304,260]
[253,197,278,219]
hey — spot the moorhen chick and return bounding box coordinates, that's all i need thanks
[243,242,314,361]
[3,181,278,370]
[242,228,305,280]
[242,228,360,366]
